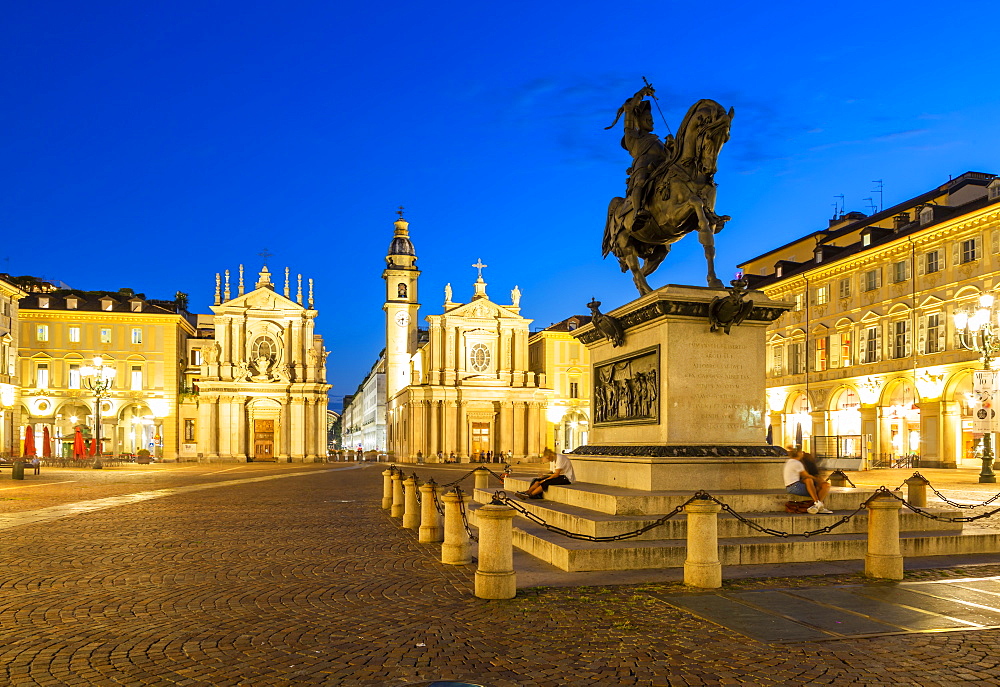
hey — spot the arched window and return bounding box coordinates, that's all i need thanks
[252,336,277,362]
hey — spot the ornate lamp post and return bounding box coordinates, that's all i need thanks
[80,356,116,470]
[954,292,1000,483]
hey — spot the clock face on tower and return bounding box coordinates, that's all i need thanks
[395,311,410,327]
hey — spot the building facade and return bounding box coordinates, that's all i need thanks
[0,275,26,456]
[740,172,1000,469]
[178,266,330,462]
[14,279,194,459]
[382,217,551,463]
[529,315,592,453]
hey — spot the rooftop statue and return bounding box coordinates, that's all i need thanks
[603,84,734,294]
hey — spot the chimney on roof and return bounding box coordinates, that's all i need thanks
[893,212,910,230]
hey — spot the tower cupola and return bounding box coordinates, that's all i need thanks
[387,218,415,259]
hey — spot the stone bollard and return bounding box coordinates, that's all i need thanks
[402,474,421,529]
[683,498,722,589]
[475,500,517,599]
[441,489,472,565]
[381,469,394,510]
[419,479,443,543]
[390,470,405,519]
[905,474,928,508]
[829,470,848,488]
[474,467,490,502]
[865,495,904,580]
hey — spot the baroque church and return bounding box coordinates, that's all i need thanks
[383,216,551,463]
[178,265,330,462]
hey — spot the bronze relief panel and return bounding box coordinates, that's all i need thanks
[593,345,659,427]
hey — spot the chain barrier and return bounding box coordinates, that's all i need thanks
[455,487,479,542]
[829,469,857,488]
[918,474,1000,510]
[489,487,899,542]
[882,488,1000,522]
[431,483,444,516]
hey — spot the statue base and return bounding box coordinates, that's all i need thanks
[571,284,791,492]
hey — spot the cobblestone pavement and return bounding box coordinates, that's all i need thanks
[4,463,1000,686]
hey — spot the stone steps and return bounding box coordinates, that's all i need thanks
[509,517,1000,572]
[474,487,962,541]
[499,477,877,515]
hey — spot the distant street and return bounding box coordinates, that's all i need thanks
[2,462,1000,686]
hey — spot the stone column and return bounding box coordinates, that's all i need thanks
[381,469,393,509]
[278,401,291,460]
[290,398,305,460]
[402,474,420,529]
[513,402,527,459]
[865,495,903,580]
[499,401,514,456]
[441,490,472,565]
[429,400,439,458]
[940,400,960,469]
[474,502,517,600]
[526,402,539,459]
[683,499,722,588]
[390,470,405,518]
[458,402,468,460]
[443,400,456,458]
[767,411,783,447]
[198,398,218,460]
[218,396,232,459]
[234,396,246,461]
[418,480,443,543]
[474,467,490,502]
[860,405,878,470]
[919,399,941,467]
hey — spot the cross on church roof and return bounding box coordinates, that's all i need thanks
[257,247,274,265]
[397,205,405,219]
[472,258,488,279]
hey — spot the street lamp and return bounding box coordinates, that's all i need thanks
[954,292,1000,483]
[80,356,115,469]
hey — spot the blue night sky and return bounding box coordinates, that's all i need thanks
[2,2,998,409]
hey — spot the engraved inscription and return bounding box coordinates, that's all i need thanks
[674,338,761,435]
[594,347,659,426]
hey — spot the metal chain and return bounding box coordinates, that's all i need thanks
[431,485,444,515]
[493,488,892,541]
[494,490,702,542]
[921,477,1000,510]
[881,488,1000,522]
[455,487,479,542]
[829,469,857,488]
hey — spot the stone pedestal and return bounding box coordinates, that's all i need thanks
[571,284,791,492]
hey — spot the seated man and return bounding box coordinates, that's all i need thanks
[518,448,575,500]
[783,449,832,514]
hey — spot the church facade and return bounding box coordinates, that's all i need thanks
[382,217,551,463]
[178,266,330,462]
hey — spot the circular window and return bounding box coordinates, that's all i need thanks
[469,343,491,372]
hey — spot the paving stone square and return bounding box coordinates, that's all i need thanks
[1,462,1000,685]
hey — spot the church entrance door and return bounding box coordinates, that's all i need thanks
[470,422,490,459]
[254,419,276,461]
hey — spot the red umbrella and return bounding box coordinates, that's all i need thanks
[42,426,52,458]
[73,427,85,458]
[23,426,36,458]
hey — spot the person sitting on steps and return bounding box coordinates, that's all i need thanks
[784,448,832,514]
[517,448,575,500]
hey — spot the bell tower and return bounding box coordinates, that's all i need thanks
[383,211,420,402]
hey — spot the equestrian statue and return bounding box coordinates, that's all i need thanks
[603,84,734,294]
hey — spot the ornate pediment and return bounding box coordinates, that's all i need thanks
[213,287,302,314]
[446,299,514,321]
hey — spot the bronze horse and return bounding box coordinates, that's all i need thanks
[603,98,734,294]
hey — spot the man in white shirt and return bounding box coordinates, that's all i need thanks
[783,449,832,514]
[518,448,575,500]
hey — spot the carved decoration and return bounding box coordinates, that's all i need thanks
[593,346,658,426]
[570,444,787,458]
